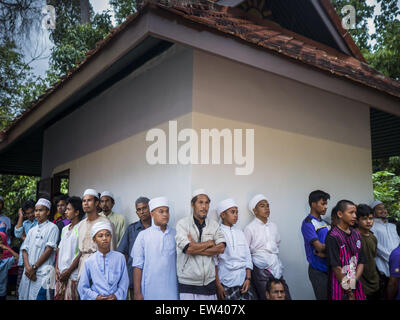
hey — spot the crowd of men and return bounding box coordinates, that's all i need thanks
[0,188,399,300]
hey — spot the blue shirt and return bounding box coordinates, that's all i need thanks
[132,225,178,300]
[0,257,16,296]
[78,250,129,300]
[117,220,146,288]
[389,245,400,300]
[301,214,330,272]
[14,219,38,266]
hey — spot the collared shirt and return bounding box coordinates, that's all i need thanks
[132,224,178,300]
[301,214,330,272]
[0,214,11,245]
[57,223,80,281]
[78,250,129,300]
[0,257,16,296]
[77,216,116,279]
[244,217,283,279]
[117,220,146,288]
[371,218,400,277]
[14,219,38,266]
[99,211,126,247]
[18,220,59,300]
[214,224,253,288]
[389,245,400,300]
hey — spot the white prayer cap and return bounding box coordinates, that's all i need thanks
[248,194,269,215]
[149,197,169,212]
[370,200,383,210]
[191,189,208,199]
[100,191,114,200]
[217,198,238,216]
[83,188,99,199]
[35,198,51,210]
[91,221,112,238]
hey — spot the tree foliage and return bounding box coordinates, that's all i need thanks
[110,0,137,25]
[372,171,400,220]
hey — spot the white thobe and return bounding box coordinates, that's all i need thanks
[18,220,59,300]
[371,218,400,277]
[132,224,178,300]
[243,217,283,279]
[214,224,253,288]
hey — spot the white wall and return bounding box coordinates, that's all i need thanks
[42,44,374,300]
[192,49,374,300]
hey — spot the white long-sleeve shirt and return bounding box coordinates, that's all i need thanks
[243,217,283,279]
[214,224,253,288]
[371,218,400,277]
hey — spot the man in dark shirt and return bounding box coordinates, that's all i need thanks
[117,197,151,299]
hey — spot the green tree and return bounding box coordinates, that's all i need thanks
[110,0,137,25]
[372,171,400,220]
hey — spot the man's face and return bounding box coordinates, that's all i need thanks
[136,202,150,222]
[150,206,170,227]
[266,283,286,300]
[221,207,238,227]
[65,203,78,221]
[253,200,270,220]
[192,195,210,221]
[100,196,114,213]
[34,205,49,223]
[374,204,387,219]
[57,200,67,216]
[338,204,357,226]
[94,229,111,251]
[82,195,98,214]
[357,214,374,231]
[312,199,328,216]
[24,208,35,222]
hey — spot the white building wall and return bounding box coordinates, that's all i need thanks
[42,45,374,300]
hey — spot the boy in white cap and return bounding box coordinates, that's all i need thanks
[370,200,400,296]
[175,189,225,300]
[244,194,291,300]
[99,191,126,247]
[78,221,129,300]
[18,198,59,300]
[77,189,116,279]
[132,197,178,300]
[214,198,255,300]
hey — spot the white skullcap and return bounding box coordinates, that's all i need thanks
[36,198,51,210]
[149,197,169,212]
[191,189,208,199]
[217,198,238,216]
[370,200,383,210]
[100,191,114,200]
[83,189,98,198]
[248,194,269,215]
[91,221,112,238]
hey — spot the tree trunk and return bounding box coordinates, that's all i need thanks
[80,0,90,24]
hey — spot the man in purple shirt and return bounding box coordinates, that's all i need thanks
[387,221,400,300]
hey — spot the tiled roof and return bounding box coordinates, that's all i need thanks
[2,0,400,138]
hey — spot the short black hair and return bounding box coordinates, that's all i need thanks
[308,190,330,207]
[266,278,285,293]
[331,205,338,221]
[356,204,373,219]
[66,196,84,220]
[22,200,35,212]
[336,200,356,214]
[55,194,68,205]
[135,197,149,207]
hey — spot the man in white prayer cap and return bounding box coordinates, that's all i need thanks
[214,198,255,300]
[18,198,59,300]
[370,200,400,295]
[132,197,178,300]
[243,194,291,300]
[77,189,116,279]
[175,189,226,300]
[99,191,126,247]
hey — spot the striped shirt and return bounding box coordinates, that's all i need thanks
[326,226,367,300]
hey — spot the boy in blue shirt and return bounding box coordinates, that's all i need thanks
[301,190,331,300]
